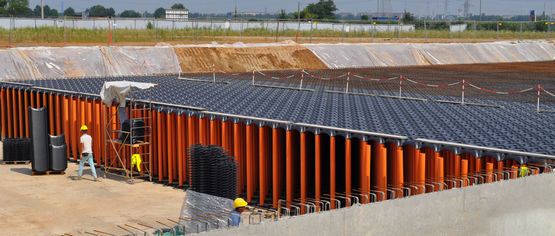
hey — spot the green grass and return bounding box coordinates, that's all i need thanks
[0,26,551,45]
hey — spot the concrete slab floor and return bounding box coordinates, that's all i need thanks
[0,141,186,236]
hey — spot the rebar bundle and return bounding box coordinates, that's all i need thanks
[187,144,238,200]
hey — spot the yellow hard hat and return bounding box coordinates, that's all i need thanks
[234,198,248,209]
[80,125,88,131]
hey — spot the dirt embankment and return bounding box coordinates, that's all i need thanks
[174,45,328,73]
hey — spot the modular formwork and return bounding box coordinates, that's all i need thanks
[1,76,554,214]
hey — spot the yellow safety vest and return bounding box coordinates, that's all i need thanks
[519,166,529,177]
[131,154,142,172]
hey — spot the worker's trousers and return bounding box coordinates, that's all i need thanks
[78,153,98,178]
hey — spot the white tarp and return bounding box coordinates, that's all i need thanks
[100,81,156,107]
[306,41,555,69]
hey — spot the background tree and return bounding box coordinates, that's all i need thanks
[171,3,185,9]
[305,0,337,20]
[87,5,107,17]
[106,7,115,17]
[1,0,32,16]
[153,7,165,18]
[63,7,75,16]
[278,9,289,19]
[361,14,369,21]
[120,10,141,18]
[401,11,415,24]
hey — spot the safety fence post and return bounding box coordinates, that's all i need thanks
[341,22,345,43]
[398,75,402,98]
[212,64,216,83]
[536,85,541,112]
[345,72,350,93]
[424,20,428,41]
[275,19,280,42]
[299,71,304,90]
[309,19,313,43]
[461,80,465,104]
[252,69,255,85]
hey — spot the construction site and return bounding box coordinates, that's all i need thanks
[0,38,554,236]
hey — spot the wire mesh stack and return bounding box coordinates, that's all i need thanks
[187,144,238,200]
[2,138,32,162]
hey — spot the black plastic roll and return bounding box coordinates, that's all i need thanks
[118,119,146,144]
[29,107,49,172]
[49,134,66,146]
[50,144,67,171]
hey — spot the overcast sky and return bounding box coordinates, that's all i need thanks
[29,0,555,16]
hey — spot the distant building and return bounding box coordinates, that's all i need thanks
[165,8,189,20]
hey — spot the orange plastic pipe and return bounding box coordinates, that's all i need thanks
[0,88,5,138]
[55,94,61,135]
[272,128,280,208]
[70,97,78,160]
[151,110,158,176]
[461,159,468,187]
[199,117,209,145]
[22,90,29,137]
[246,124,254,202]
[23,90,29,138]
[259,126,268,206]
[365,143,372,195]
[315,134,321,202]
[46,93,53,135]
[233,122,242,193]
[177,114,184,186]
[330,136,336,209]
[94,101,101,164]
[345,138,352,205]
[486,161,494,183]
[6,89,13,138]
[167,113,174,184]
[222,120,232,153]
[186,115,194,148]
[210,119,218,145]
[300,131,307,213]
[359,140,366,194]
[18,90,24,137]
[11,89,18,138]
[286,130,293,208]
[157,111,163,181]
[418,152,426,193]
[438,156,444,190]
[372,142,387,201]
[497,161,504,181]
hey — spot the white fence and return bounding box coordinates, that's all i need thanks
[0,18,415,32]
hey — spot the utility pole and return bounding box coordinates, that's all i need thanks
[234,0,238,20]
[479,0,482,21]
[41,0,44,19]
[296,0,300,42]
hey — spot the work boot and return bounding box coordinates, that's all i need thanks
[74,176,82,180]
[94,178,101,182]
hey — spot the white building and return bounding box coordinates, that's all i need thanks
[165,8,189,20]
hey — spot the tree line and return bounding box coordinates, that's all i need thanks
[0,1,186,18]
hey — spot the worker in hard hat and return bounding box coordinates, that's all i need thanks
[76,125,100,181]
[230,198,248,226]
[519,165,530,178]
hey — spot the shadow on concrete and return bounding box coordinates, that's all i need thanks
[10,167,33,175]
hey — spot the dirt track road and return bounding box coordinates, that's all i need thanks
[0,142,185,236]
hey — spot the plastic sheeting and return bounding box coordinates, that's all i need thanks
[179,190,234,234]
[16,47,114,79]
[306,41,555,68]
[100,81,156,106]
[0,46,182,81]
[100,46,181,75]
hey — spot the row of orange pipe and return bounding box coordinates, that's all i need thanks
[0,87,549,213]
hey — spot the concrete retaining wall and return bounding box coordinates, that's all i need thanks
[203,173,555,236]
